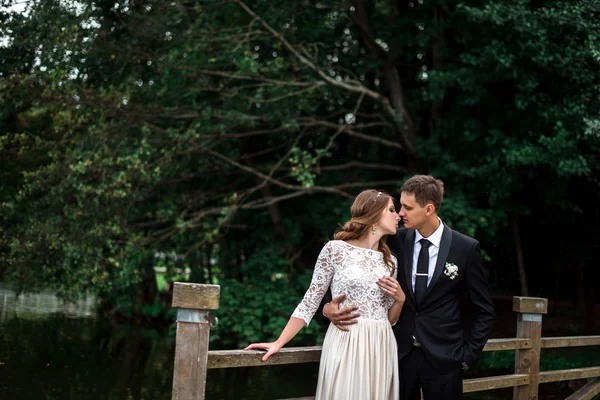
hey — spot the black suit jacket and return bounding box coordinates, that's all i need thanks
[387,224,495,374]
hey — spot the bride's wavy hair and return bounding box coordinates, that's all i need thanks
[333,189,395,276]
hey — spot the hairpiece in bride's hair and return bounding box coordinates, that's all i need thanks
[372,191,383,202]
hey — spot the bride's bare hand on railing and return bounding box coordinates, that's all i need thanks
[244,340,283,361]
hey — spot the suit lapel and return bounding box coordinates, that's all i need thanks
[404,229,416,303]
[423,224,453,301]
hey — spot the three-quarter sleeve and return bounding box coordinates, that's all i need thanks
[291,241,336,326]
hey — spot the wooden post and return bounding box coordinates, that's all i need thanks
[171,283,220,400]
[513,296,548,400]
[565,377,600,400]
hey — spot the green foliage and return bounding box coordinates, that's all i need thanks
[540,348,600,371]
[477,350,515,373]
[210,245,325,347]
[288,147,319,187]
[478,347,600,375]
[214,276,324,348]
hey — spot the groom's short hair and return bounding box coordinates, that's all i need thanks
[401,175,444,213]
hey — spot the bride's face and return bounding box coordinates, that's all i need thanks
[376,198,400,235]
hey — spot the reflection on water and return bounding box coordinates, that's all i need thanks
[0,284,97,320]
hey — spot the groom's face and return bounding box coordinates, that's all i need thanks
[399,192,429,230]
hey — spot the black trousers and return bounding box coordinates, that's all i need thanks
[400,346,463,400]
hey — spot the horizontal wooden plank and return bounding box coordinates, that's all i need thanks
[209,338,530,370]
[513,296,548,314]
[210,338,529,369]
[208,346,322,369]
[483,338,531,352]
[275,374,530,399]
[565,378,600,400]
[172,283,220,310]
[464,374,530,393]
[207,336,596,371]
[542,336,600,349]
[539,367,600,383]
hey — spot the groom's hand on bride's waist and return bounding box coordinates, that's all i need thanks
[322,294,360,331]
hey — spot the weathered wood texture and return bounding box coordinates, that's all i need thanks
[172,320,212,400]
[513,297,545,400]
[541,336,600,348]
[483,338,531,352]
[172,283,220,310]
[565,378,600,400]
[208,347,322,369]
[512,297,548,314]
[463,374,530,393]
[539,367,600,383]
[274,374,531,400]
[207,339,532,369]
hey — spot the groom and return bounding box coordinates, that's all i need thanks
[323,175,495,400]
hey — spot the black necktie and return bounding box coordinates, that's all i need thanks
[415,239,431,307]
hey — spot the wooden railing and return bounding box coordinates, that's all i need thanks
[170,283,600,400]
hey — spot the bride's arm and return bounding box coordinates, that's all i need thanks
[387,297,404,325]
[244,317,306,361]
[289,241,336,326]
[244,242,336,360]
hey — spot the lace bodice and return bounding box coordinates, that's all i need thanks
[292,240,398,326]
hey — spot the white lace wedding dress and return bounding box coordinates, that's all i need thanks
[292,240,399,400]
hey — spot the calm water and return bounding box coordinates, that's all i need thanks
[0,283,520,399]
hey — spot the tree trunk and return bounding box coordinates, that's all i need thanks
[428,5,444,139]
[258,183,313,272]
[553,262,559,315]
[350,0,418,158]
[206,247,214,284]
[260,184,289,239]
[189,248,203,283]
[138,256,159,324]
[576,263,586,314]
[113,333,152,394]
[512,213,529,296]
[584,283,595,335]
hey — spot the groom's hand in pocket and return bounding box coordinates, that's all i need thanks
[323,294,360,331]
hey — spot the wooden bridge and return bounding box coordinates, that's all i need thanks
[170,283,600,400]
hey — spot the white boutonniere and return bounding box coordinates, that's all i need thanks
[444,262,459,280]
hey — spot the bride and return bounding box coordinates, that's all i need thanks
[244,189,404,400]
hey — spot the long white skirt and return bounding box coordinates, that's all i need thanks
[315,319,399,400]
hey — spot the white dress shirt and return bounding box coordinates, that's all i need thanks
[411,219,445,292]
